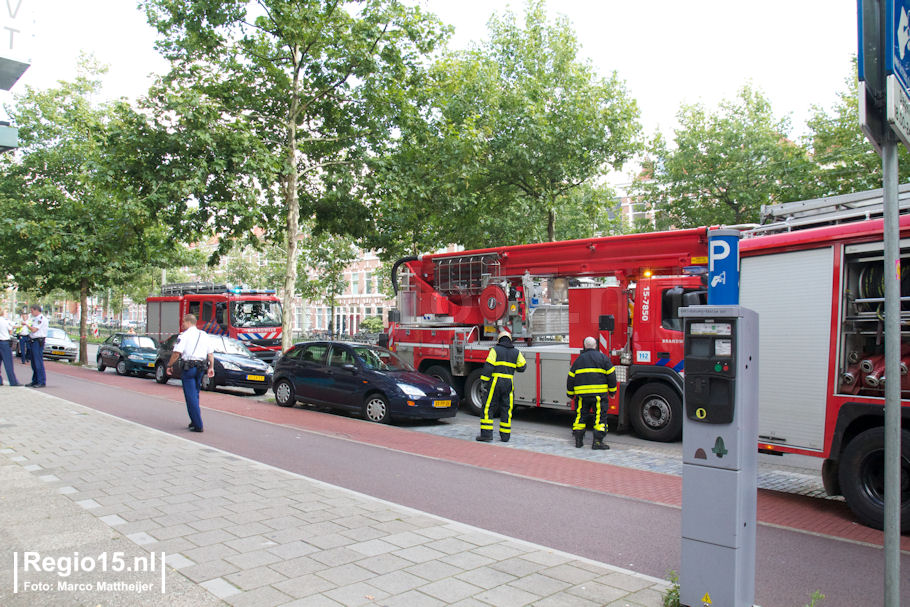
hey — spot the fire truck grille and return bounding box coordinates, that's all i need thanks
[247,338,281,347]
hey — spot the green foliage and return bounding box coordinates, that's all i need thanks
[139,0,448,348]
[662,570,680,607]
[0,57,181,362]
[804,590,825,607]
[297,230,358,334]
[635,85,814,229]
[367,0,640,256]
[805,65,910,196]
[360,316,384,333]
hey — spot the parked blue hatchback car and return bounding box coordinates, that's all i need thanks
[272,341,458,423]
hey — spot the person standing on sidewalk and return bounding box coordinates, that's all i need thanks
[0,309,21,386]
[476,330,527,443]
[166,314,214,433]
[17,312,31,364]
[566,336,617,450]
[26,304,48,388]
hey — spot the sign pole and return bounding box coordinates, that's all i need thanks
[882,130,901,607]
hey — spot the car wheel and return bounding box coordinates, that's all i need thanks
[462,368,486,416]
[97,356,106,372]
[274,380,296,407]
[154,364,168,384]
[253,388,268,396]
[363,393,391,423]
[201,373,214,391]
[629,383,683,442]
[838,427,910,532]
[115,358,128,376]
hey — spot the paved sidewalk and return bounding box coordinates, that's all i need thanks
[0,386,668,607]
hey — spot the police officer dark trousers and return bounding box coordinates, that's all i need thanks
[476,331,527,443]
[567,336,618,450]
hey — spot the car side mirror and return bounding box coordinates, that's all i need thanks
[342,363,358,373]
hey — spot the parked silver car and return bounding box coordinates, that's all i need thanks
[44,328,77,362]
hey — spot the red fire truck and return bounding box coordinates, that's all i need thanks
[387,227,712,442]
[738,186,910,531]
[147,283,283,361]
[387,186,910,529]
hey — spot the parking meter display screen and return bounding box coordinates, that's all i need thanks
[690,322,732,336]
[689,338,711,358]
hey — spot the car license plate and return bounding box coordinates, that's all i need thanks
[433,400,451,408]
[246,375,265,382]
[51,350,65,355]
[147,363,155,367]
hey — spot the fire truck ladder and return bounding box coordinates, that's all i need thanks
[752,183,910,235]
[160,282,230,296]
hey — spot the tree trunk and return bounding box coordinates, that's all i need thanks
[79,279,88,365]
[547,208,557,242]
[281,45,302,352]
[329,304,335,338]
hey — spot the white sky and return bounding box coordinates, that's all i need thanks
[7,0,858,168]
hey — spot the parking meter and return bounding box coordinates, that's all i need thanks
[679,305,758,607]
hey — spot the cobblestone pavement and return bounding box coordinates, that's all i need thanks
[0,387,669,606]
[405,415,836,501]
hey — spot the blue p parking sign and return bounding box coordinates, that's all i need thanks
[707,229,741,305]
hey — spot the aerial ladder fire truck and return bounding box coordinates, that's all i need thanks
[387,227,712,442]
[386,185,910,530]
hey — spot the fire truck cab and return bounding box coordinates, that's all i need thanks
[388,228,711,442]
[147,283,283,362]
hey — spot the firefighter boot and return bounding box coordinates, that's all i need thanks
[592,440,610,450]
[574,430,585,448]
[475,429,493,442]
[499,432,510,443]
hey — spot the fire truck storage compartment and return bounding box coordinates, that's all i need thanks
[509,346,575,406]
[568,286,627,351]
[740,247,834,452]
[838,240,910,397]
[147,300,181,342]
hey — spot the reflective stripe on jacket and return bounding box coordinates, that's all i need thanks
[480,339,527,387]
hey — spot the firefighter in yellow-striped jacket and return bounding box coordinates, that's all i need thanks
[567,336,618,450]
[476,330,527,443]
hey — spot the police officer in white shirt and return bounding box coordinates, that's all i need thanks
[27,304,49,387]
[0,309,21,386]
[166,314,215,432]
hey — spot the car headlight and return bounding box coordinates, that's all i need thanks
[266,365,274,374]
[128,354,144,361]
[450,386,458,396]
[397,383,426,398]
[221,360,241,371]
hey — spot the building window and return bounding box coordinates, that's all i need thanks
[377,307,383,322]
[365,271,372,294]
[294,305,303,330]
[351,273,360,296]
[317,308,324,330]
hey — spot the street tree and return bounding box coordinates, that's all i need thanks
[0,59,179,363]
[635,85,815,229]
[139,0,448,349]
[296,231,358,336]
[806,66,910,196]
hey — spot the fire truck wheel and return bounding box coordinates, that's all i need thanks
[96,355,106,372]
[838,427,910,532]
[629,383,682,442]
[462,369,486,416]
[425,365,464,397]
[363,394,391,423]
[154,363,168,384]
[274,380,296,407]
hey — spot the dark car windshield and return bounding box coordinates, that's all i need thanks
[210,336,253,357]
[231,300,282,328]
[354,346,412,372]
[122,336,157,349]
